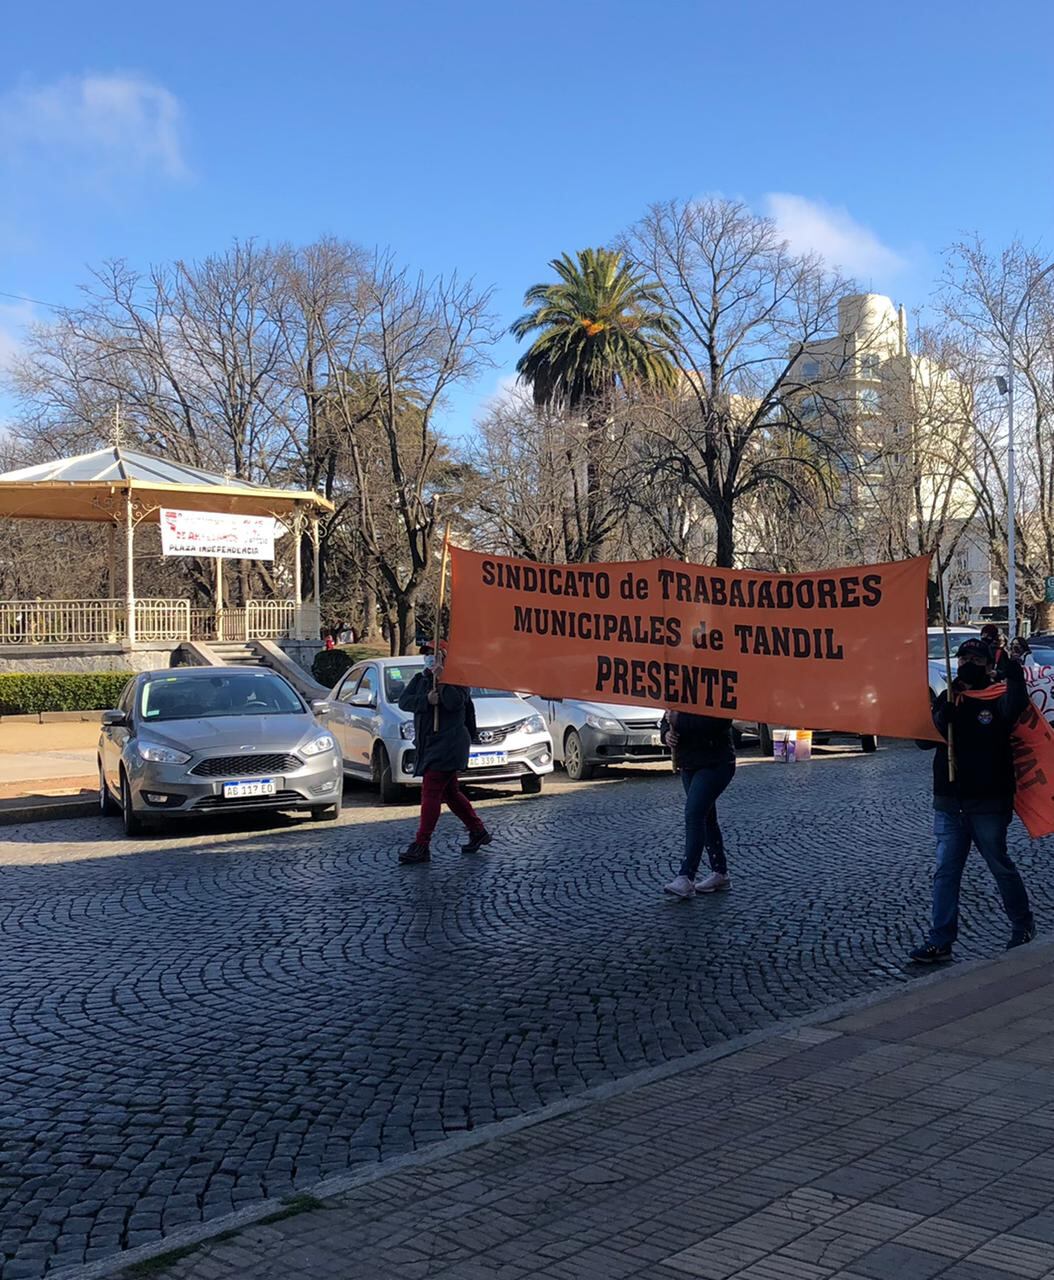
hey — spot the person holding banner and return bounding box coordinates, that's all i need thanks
[661,710,736,899]
[396,644,492,864]
[910,638,1035,963]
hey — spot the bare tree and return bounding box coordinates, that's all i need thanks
[939,238,1054,623]
[620,198,856,567]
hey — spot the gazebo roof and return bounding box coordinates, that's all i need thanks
[0,446,333,523]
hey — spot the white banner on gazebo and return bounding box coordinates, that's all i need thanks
[161,509,276,560]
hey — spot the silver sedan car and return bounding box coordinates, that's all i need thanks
[98,667,343,836]
[526,697,669,781]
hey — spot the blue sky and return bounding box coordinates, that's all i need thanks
[1,0,1052,434]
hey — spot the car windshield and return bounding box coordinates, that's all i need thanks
[382,664,513,703]
[928,633,976,659]
[140,673,304,721]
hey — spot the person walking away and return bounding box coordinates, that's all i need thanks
[397,646,491,864]
[909,637,1035,962]
[662,709,736,898]
[980,623,1010,678]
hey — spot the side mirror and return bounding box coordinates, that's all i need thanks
[350,692,377,709]
[311,700,331,717]
[101,709,127,727]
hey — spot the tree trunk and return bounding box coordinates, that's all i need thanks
[714,499,735,568]
[393,596,417,656]
[584,411,604,562]
[361,582,382,644]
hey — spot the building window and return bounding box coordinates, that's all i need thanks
[799,394,823,420]
[858,387,881,415]
[801,359,820,380]
[860,353,881,379]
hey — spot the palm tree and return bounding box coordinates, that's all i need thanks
[511,248,678,557]
[511,248,678,407]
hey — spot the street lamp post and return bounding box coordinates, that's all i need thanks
[1002,260,1054,642]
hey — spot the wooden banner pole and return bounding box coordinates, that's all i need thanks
[935,545,957,783]
[433,524,452,732]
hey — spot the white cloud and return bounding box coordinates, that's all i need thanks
[0,73,190,181]
[762,193,906,279]
[481,371,529,411]
[0,300,35,374]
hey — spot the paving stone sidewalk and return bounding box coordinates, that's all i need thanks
[107,940,1054,1280]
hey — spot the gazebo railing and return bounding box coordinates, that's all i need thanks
[0,598,301,645]
[135,599,191,642]
[0,598,126,645]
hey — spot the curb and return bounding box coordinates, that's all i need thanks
[0,795,99,826]
[51,938,1054,1280]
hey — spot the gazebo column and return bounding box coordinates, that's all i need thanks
[292,515,304,639]
[124,490,137,646]
[310,516,321,637]
[214,556,225,641]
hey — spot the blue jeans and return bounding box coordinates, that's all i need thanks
[678,763,736,880]
[929,808,1033,947]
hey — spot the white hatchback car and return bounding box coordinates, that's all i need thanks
[327,656,554,802]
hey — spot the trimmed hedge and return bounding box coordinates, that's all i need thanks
[0,673,132,715]
[311,645,388,690]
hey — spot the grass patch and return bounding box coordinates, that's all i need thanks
[124,1243,202,1276]
[120,1194,328,1276]
[258,1193,328,1224]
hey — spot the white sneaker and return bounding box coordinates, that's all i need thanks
[695,872,731,894]
[663,875,696,898]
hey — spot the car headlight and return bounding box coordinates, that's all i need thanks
[138,745,192,765]
[301,734,336,756]
[523,714,546,735]
[400,721,416,740]
[586,715,622,733]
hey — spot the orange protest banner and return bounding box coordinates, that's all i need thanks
[443,548,937,742]
[963,687,1054,838]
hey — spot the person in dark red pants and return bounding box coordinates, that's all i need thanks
[397,645,491,863]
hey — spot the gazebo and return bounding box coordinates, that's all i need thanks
[0,445,333,648]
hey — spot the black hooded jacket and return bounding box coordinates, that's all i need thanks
[918,661,1028,814]
[398,670,477,775]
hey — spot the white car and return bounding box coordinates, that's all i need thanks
[526,697,669,781]
[327,656,553,803]
[927,625,981,698]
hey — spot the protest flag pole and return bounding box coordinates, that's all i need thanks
[433,523,452,733]
[935,544,957,783]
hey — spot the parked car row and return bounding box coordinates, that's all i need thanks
[109,627,965,835]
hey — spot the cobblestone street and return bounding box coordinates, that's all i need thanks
[1,743,1050,1277]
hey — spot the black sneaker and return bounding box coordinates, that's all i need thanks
[1007,921,1037,950]
[399,842,430,864]
[462,829,493,854]
[908,942,953,964]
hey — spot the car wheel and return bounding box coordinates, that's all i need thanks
[731,727,744,749]
[759,723,774,756]
[311,796,342,821]
[374,745,404,805]
[563,729,595,782]
[98,759,119,816]
[120,769,145,837]
[860,735,878,753]
[520,773,543,795]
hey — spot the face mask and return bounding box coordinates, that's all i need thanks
[423,655,435,671]
[958,663,989,689]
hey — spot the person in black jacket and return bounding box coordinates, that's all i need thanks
[660,710,736,898]
[909,637,1035,962]
[397,646,491,864]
